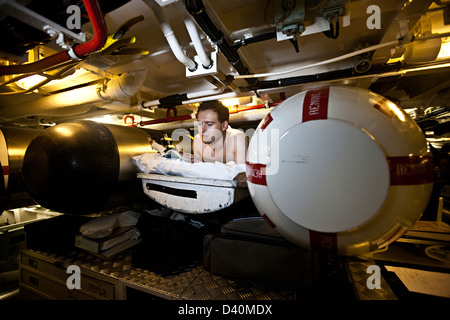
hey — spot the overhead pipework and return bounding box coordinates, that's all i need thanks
[0,0,108,76]
[143,0,218,79]
[98,68,148,101]
[173,0,213,69]
[0,69,148,120]
[184,0,257,86]
[144,0,197,71]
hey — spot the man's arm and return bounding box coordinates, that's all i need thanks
[193,134,203,162]
[231,131,248,164]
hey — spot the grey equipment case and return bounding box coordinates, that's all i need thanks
[203,217,317,289]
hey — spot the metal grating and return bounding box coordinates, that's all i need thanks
[31,249,296,300]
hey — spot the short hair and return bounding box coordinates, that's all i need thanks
[197,100,229,123]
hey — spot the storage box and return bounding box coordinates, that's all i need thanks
[24,214,92,255]
[203,217,317,289]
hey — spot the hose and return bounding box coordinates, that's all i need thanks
[235,40,400,79]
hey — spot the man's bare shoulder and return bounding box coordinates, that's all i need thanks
[227,127,246,137]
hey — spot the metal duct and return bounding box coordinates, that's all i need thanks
[1,69,147,120]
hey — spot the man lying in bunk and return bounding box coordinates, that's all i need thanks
[193,100,248,164]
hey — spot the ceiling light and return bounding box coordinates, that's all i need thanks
[15,74,47,90]
[437,37,450,59]
[220,98,240,108]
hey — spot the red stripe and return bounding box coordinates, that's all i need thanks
[260,112,273,131]
[262,214,276,228]
[309,230,337,253]
[302,87,329,122]
[388,156,434,185]
[246,162,267,186]
[2,166,8,176]
[373,98,394,118]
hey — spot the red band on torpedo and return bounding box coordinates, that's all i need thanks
[246,162,267,186]
[388,156,434,185]
[302,87,330,122]
[309,230,337,253]
[262,214,276,228]
[260,112,273,131]
[373,98,395,118]
[2,166,8,176]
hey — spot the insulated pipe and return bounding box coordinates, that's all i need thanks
[99,69,148,100]
[1,69,147,120]
[144,0,197,71]
[140,90,240,110]
[184,0,257,85]
[174,1,212,68]
[181,91,239,104]
[142,86,225,108]
[141,107,274,131]
[182,13,212,68]
[0,84,101,120]
[0,0,108,76]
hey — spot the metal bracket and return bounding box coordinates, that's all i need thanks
[274,0,306,37]
[185,50,218,78]
[43,26,71,51]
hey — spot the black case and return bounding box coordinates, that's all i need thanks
[24,214,92,255]
[203,217,317,289]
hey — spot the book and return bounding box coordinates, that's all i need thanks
[87,238,142,260]
[75,227,140,253]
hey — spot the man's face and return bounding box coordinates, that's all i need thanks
[197,109,227,144]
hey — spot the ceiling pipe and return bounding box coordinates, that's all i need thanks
[173,0,212,69]
[144,0,197,71]
[0,69,147,120]
[0,84,101,120]
[142,86,226,109]
[141,106,274,131]
[184,0,257,86]
[181,91,241,104]
[140,114,193,126]
[235,40,400,80]
[99,69,147,100]
[0,0,108,76]
[140,69,237,109]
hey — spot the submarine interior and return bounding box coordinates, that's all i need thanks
[0,0,449,304]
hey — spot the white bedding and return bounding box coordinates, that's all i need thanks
[132,153,246,180]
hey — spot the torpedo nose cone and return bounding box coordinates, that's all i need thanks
[22,121,120,214]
